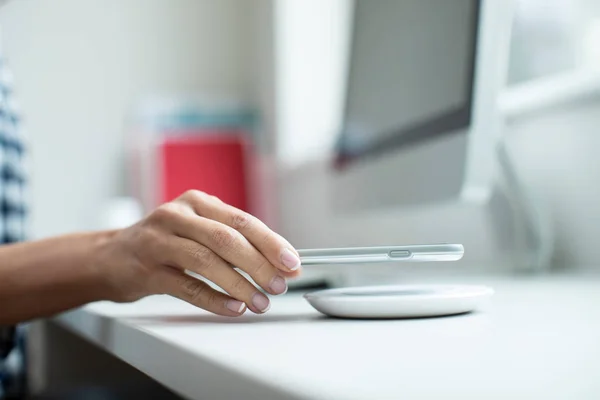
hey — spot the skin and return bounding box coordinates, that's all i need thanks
[0,190,302,325]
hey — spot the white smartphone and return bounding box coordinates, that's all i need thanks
[298,244,464,265]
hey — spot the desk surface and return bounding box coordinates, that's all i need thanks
[55,274,600,400]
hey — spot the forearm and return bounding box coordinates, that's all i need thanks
[0,230,116,325]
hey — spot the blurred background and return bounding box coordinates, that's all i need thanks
[0,0,599,398]
[0,0,597,275]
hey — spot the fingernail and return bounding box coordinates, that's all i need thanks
[252,293,271,313]
[226,299,246,314]
[269,276,287,295]
[281,248,301,271]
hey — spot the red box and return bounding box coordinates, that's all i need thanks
[158,132,250,211]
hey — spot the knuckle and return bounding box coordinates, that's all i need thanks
[231,275,249,294]
[231,211,252,231]
[180,190,222,214]
[180,279,206,302]
[206,292,221,309]
[181,190,212,204]
[182,189,204,199]
[151,203,181,223]
[187,245,216,273]
[253,258,272,276]
[210,226,237,250]
[261,230,277,248]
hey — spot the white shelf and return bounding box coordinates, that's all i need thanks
[500,69,600,119]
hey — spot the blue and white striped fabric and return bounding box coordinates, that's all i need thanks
[0,58,26,242]
[0,57,28,399]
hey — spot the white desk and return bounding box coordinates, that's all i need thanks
[47,274,600,400]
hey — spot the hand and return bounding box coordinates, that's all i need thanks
[95,190,302,316]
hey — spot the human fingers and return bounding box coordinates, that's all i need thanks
[162,235,272,314]
[169,213,288,301]
[177,190,301,275]
[156,266,247,317]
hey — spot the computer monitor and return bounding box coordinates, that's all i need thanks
[331,0,511,213]
[275,0,513,266]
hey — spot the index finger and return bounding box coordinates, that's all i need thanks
[178,190,302,274]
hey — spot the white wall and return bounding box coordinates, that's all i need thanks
[274,0,351,168]
[503,95,600,268]
[0,0,256,238]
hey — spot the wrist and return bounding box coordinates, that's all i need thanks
[87,229,122,302]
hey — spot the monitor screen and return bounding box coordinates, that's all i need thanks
[335,0,480,166]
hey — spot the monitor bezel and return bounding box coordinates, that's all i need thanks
[334,0,482,169]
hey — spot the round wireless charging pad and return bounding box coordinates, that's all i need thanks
[303,284,494,319]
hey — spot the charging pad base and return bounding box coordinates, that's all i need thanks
[303,284,494,319]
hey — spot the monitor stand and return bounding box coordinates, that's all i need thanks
[282,136,555,290]
[491,136,554,273]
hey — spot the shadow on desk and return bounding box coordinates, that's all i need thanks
[123,311,475,326]
[124,312,327,325]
